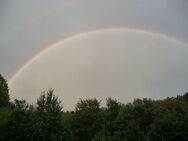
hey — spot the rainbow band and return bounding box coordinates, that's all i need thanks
[8,27,188,85]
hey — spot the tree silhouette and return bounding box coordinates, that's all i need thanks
[0,74,188,141]
[32,89,69,141]
[0,74,9,108]
[37,89,63,113]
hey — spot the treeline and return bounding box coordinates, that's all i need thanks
[0,74,188,141]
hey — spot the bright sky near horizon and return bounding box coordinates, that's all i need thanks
[0,0,188,110]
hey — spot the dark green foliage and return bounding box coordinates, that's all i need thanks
[0,74,188,141]
[0,99,32,141]
[0,89,70,141]
[104,98,121,141]
[183,92,188,101]
[0,74,9,108]
[37,89,63,113]
[147,96,188,141]
[72,99,102,141]
[29,89,70,141]
[0,95,187,141]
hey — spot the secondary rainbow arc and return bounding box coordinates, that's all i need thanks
[8,27,188,86]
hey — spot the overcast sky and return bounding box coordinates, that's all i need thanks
[0,0,188,109]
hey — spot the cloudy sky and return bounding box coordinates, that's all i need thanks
[0,0,188,110]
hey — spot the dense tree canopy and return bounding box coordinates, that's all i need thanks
[0,74,187,141]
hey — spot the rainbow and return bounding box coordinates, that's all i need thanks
[8,27,188,85]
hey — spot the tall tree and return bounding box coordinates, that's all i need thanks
[104,98,121,141]
[37,89,62,113]
[31,89,69,141]
[0,74,9,108]
[72,99,102,141]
